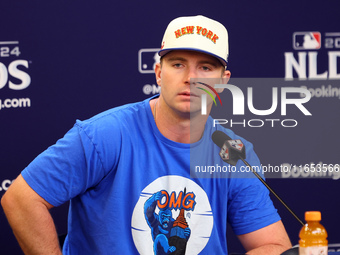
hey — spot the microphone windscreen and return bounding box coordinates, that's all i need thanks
[211,130,232,148]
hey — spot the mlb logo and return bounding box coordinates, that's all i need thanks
[219,144,229,160]
[138,48,160,74]
[228,140,244,151]
[293,32,321,50]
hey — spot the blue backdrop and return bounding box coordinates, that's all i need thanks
[1,1,339,254]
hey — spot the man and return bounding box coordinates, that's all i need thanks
[1,15,292,254]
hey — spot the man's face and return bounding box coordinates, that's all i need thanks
[155,50,230,117]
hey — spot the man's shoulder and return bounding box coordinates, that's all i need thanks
[77,98,151,128]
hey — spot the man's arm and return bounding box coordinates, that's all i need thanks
[237,220,292,255]
[1,174,62,255]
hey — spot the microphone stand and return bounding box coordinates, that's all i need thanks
[239,156,305,226]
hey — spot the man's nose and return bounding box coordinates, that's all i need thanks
[184,67,198,85]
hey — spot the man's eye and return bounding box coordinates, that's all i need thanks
[202,66,212,71]
[173,63,183,68]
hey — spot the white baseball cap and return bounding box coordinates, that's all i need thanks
[158,15,229,66]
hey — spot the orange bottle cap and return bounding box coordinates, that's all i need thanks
[305,211,321,221]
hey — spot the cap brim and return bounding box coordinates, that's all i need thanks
[158,48,228,66]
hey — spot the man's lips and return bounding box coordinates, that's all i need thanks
[178,91,199,97]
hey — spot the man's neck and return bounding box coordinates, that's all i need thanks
[150,98,209,144]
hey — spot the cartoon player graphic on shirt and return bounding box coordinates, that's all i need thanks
[144,190,192,255]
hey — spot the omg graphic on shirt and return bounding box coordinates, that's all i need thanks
[131,175,213,255]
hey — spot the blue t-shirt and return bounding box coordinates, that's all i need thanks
[22,96,280,254]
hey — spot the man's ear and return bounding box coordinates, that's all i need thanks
[216,70,231,93]
[223,69,231,79]
[155,63,162,86]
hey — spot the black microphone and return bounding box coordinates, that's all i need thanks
[212,131,246,166]
[211,130,304,226]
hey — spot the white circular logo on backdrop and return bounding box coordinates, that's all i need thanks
[131,175,213,255]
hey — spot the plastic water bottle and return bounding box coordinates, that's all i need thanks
[299,211,328,255]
